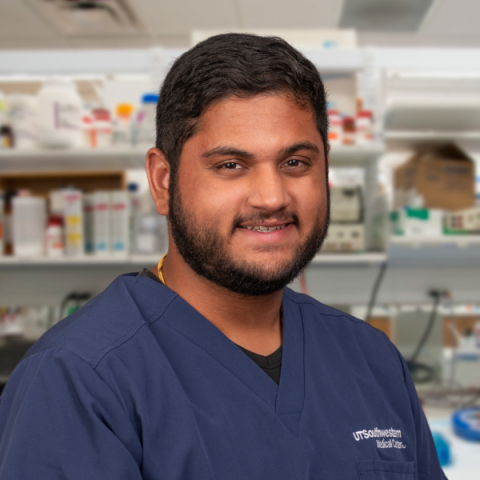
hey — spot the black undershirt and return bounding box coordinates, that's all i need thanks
[136,269,282,384]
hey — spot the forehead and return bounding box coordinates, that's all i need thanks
[188,94,322,153]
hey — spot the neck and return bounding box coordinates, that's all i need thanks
[158,243,283,356]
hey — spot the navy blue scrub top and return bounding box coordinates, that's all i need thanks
[0,273,446,479]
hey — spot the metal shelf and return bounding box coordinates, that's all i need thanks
[0,254,162,267]
[0,144,385,173]
[0,147,148,172]
[388,236,480,267]
[312,252,386,265]
[0,252,387,267]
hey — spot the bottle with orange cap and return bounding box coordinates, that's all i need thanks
[113,103,134,146]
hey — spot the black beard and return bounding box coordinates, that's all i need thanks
[168,180,330,297]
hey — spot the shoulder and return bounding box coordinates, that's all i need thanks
[25,273,177,369]
[284,287,402,371]
[284,287,372,327]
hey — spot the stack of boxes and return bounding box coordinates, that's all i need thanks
[392,144,477,237]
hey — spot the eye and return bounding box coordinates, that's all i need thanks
[283,159,304,168]
[220,162,242,170]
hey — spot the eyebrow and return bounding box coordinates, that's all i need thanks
[201,141,320,160]
[279,142,320,157]
[201,146,254,159]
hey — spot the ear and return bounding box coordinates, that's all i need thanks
[326,143,330,168]
[146,147,170,216]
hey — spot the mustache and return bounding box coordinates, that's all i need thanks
[232,211,299,231]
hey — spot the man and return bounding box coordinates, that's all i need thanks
[0,34,445,479]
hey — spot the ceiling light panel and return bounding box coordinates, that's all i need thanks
[339,0,435,32]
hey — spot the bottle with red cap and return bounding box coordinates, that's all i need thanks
[356,110,374,145]
[45,215,64,257]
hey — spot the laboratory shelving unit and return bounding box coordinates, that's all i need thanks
[2,47,480,307]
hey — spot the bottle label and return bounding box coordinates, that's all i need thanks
[54,102,81,130]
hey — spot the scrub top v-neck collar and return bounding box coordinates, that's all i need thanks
[153,283,306,437]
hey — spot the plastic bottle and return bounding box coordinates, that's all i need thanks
[127,183,141,252]
[7,94,37,149]
[92,107,113,148]
[37,77,83,148]
[0,191,4,255]
[93,191,111,255]
[45,215,64,257]
[113,103,134,146]
[12,194,46,257]
[81,110,94,148]
[0,94,13,149]
[356,110,374,145]
[111,190,129,255]
[342,116,356,145]
[63,189,84,256]
[327,109,343,146]
[134,93,159,147]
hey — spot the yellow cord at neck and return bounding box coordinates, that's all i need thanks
[157,254,167,285]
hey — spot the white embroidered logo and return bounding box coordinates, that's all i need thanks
[352,428,406,449]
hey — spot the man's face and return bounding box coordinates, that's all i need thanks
[169,93,329,296]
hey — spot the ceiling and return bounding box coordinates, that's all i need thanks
[1,0,480,49]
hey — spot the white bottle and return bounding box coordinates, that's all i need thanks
[7,94,37,149]
[0,192,4,255]
[83,193,94,253]
[37,77,82,148]
[63,189,84,256]
[45,216,64,257]
[12,195,46,257]
[93,191,111,255]
[111,190,129,256]
[134,94,159,147]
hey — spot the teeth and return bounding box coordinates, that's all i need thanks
[242,224,287,232]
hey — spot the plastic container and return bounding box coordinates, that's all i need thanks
[113,103,134,146]
[12,195,46,257]
[45,215,64,257]
[37,77,82,148]
[327,109,343,145]
[134,93,159,147]
[93,191,111,255]
[342,117,356,145]
[7,94,37,149]
[111,190,129,255]
[0,191,4,255]
[63,189,84,256]
[83,193,94,253]
[356,110,374,145]
[0,92,6,126]
[92,108,113,148]
[81,111,94,148]
[134,215,162,254]
[127,183,141,252]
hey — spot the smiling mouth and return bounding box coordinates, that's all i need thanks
[239,224,289,232]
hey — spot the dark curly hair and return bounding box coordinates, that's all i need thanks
[156,33,328,183]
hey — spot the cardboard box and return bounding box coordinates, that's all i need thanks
[393,144,475,211]
[444,207,480,233]
[390,208,443,237]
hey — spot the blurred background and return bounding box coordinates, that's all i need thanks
[1,0,480,476]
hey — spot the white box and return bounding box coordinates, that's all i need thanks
[322,224,364,252]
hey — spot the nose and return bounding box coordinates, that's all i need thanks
[247,165,291,213]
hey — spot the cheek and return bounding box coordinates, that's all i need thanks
[180,175,245,225]
[291,179,328,225]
